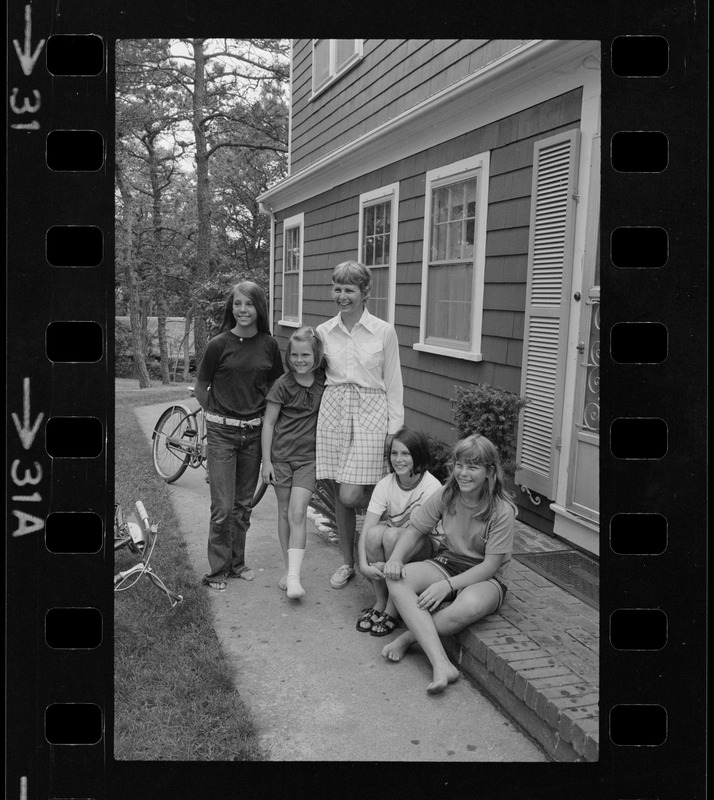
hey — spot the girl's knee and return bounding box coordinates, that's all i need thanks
[454,585,499,623]
[288,507,307,527]
[382,526,400,552]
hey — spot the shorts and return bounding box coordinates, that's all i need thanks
[272,460,317,492]
[426,550,508,610]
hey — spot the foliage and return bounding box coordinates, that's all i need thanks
[114,384,266,759]
[426,435,454,483]
[115,38,290,376]
[451,384,529,475]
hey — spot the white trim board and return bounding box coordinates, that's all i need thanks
[258,39,599,214]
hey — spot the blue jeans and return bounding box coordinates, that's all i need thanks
[204,421,262,581]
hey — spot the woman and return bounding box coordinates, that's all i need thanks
[315,260,404,589]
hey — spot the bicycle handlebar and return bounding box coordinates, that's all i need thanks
[135,500,150,530]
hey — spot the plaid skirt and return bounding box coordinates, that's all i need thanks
[316,384,389,485]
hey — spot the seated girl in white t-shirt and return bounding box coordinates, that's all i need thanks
[356,427,442,636]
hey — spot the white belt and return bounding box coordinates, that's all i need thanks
[205,412,262,428]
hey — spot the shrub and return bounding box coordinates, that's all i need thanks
[451,384,528,475]
[426,435,454,483]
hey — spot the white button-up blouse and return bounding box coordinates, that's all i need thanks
[316,308,405,434]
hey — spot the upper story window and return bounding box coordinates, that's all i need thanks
[358,183,399,324]
[415,152,490,361]
[312,39,363,97]
[280,213,304,327]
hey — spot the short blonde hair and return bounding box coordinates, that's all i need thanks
[331,260,372,299]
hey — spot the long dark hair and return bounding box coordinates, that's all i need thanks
[218,281,270,334]
[440,434,516,523]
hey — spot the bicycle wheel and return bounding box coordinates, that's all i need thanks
[152,405,196,482]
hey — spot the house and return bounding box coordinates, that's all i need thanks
[115,316,195,360]
[258,40,600,555]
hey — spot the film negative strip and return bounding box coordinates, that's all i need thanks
[6,4,707,799]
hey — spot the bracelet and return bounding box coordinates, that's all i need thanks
[446,577,455,592]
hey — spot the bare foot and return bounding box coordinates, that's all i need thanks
[426,663,460,695]
[381,632,414,662]
[278,571,288,591]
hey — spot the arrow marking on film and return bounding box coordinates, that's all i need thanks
[12,378,45,450]
[13,5,46,77]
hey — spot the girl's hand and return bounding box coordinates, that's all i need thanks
[382,559,405,580]
[262,462,276,485]
[417,580,452,612]
[360,563,384,581]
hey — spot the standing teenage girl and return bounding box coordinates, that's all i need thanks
[261,327,326,599]
[316,261,404,589]
[194,281,283,591]
[381,434,516,694]
[356,427,442,636]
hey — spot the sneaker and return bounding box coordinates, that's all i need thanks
[330,564,355,589]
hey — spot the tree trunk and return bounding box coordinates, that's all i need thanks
[147,138,171,384]
[192,38,210,366]
[115,164,151,388]
[183,307,194,381]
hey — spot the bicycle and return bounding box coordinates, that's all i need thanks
[152,388,208,484]
[151,388,268,507]
[114,500,183,608]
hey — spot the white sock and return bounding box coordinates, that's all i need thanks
[286,548,305,598]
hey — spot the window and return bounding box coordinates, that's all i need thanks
[312,40,363,96]
[358,183,399,324]
[415,153,490,361]
[281,213,304,326]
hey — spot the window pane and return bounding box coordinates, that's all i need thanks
[284,272,299,319]
[370,266,389,321]
[432,222,447,261]
[314,40,330,86]
[450,184,464,220]
[433,187,449,223]
[285,227,300,272]
[335,39,356,70]
[365,205,375,236]
[375,233,384,264]
[364,236,374,266]
[426,263,473,344]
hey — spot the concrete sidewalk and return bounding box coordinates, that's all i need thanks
[134,402,549,762]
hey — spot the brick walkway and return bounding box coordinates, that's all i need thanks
[309,511,600,762]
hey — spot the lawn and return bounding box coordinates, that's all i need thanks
[114,379,267,760]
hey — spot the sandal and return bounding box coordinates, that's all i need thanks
[370,612,399,637]
[356,606,383,633]
[205,580,226,591]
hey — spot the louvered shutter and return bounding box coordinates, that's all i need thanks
[516,130,580,498]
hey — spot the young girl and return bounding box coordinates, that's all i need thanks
[356,427,442,636]
[261,328,326,599]
[316,261,404,590]
[380,434,516,694]
[194,281,284,591]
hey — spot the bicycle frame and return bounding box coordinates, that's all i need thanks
[167,407,207,470]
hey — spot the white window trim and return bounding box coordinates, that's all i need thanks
[279,212,304,327]
[358,182,399,325]
[311,39,363,98]
[415,152,490,361]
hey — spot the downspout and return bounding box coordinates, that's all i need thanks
[266,210,276,334]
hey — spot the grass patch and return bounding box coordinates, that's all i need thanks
[114,381,267,761]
